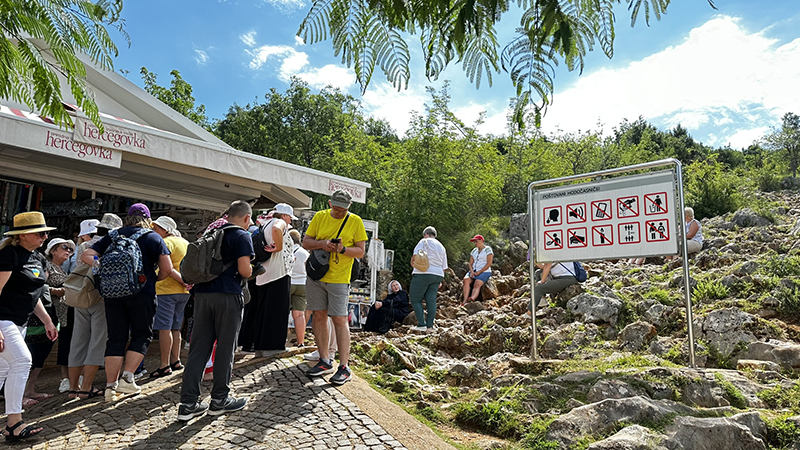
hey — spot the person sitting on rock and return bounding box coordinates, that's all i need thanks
[363,280,410,334]
[529,262,579,311]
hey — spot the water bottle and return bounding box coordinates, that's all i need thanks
[92,255,101,275]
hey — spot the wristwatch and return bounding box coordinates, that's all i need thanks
[339,246,346,254]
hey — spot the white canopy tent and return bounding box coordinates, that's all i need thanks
[0,40,370,213]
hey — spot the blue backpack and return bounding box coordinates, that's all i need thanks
[98,228,151,298]
[560,262,588,282]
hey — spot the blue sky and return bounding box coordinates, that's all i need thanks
[111,1,800,149]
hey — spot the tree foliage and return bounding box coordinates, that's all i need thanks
[140,67,209,129]
[0,0,128,132]
[297,0,715,128]
[765,112,800,178]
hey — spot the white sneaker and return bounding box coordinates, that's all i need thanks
[58,378,70,393]
[411,326,428,332]
[105,387,117,402]
[116,377,141,394]
[78,375,84,387]
[303,350,320,361]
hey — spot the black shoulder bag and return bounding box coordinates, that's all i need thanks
[305,213,350,281]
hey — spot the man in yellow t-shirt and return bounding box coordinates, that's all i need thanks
[152,216,190,378]
[303,189,367,385]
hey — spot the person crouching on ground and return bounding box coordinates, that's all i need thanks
[177,200,253,421]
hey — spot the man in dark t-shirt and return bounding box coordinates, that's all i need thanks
[82,203,172,401]
[178,200,254,421]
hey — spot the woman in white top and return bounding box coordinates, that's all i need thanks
[253,204,296,353]
[408,227,448,331]
[684,207,703,254]
[530,262,579,310]
[463,235,494,304]
[289,229,309,347]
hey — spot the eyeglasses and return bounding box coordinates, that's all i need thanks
[60,244,73,252]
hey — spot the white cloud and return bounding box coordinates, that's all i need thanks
[246,44,296,70]
[720,127,770,149]
[539,16,800,144]
[362,83,428,136]
[260,0,306,12]
[240,31,257,48]
[194,49,209,65]
[294,36,305,46]
[296,65,354,90]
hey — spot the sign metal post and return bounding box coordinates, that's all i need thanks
[527,158,695,367]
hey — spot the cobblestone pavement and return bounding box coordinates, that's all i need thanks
[10,353,411,450]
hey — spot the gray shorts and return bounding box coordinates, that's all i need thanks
[305,278,350,316]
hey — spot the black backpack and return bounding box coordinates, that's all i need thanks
[181,225,241,285]
[251,219,275,264]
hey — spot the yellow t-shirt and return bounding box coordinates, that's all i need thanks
[156,235,189,295]
[306,210,368,284]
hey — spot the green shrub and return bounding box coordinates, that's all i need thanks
[520,417,560,450]
[684,157,742,219]
[645,287,674,306]
[763,413,800,449]
[692,279,729,304]
[453,399,524,438]
[775,286,800,318]
[759,255,800,277]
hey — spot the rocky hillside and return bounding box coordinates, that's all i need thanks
[349,190,800,449]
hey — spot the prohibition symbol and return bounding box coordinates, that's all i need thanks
[644,192,668,215]
[543,206,562,226]
[645,220,670,242]
[592,225,613,246]
[543,230,563,250]
[566,202,587,224]
[618,222,641,244]
[617,195,639,218]
[590,199,612,221]
[567,227,588,248]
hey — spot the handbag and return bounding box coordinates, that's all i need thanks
[63,264,103,308]
[305,213,350,281]
[412,239,430,272]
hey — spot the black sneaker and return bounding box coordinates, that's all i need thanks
[177,401,209,421]
[248,264,267,280]
[329,365,351,385]
[208,397,248,416]
[306,360,335,377]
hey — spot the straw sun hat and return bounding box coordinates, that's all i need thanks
[4,212,57,236]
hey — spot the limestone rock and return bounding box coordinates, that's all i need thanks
[587,425,666,450]
[696,308,759,358]
[567,293,623,326]
[731,208,772,228]
[662,413,766,450]
[618,321,657,351]
[587,379,646,403]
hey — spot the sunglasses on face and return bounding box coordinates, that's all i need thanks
[60,244,73,252]
[36,231,48,238]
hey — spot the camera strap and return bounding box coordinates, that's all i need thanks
[331,213,351,241]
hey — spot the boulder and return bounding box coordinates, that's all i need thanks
[541,323,600,359]
[587,379,646,403]
[587,425,666,450]
[567,293,623,326]
[662,412,766,450]
[731,208,772,228]
[507,213,529,241]
[696,308,759,358]
[737,340,800,369]
[546,396,695,448]
[618,321,657,351]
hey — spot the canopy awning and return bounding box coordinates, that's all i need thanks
[0,102,370,212]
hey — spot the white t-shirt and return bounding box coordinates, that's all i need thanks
[470,246,494,272]
[550,262,575,278]
[256,219,294,285]
[291,244,309,285]
[412,238,448,277]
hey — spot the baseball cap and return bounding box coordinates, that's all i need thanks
[330,189,352,208]
[128,203,151,218]
[274,203,298,220]
[470,235,484,242]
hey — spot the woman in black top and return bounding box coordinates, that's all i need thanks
[363,280,410,333]
[0,212,58,442]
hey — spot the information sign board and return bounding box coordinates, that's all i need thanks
[534,170,678,262]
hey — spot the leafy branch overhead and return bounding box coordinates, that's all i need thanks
[0,0,128,132]
[298,0,716,128]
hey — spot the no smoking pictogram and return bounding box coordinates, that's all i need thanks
[591,199,612,221]
[645,220,670,242]
[567,227,588,248]
[644,192,668,215]
[591,225,613,246]
[617,195,639,218]
[543,230,563,250]
[543,205,562,226]
[618,222,641,244]
[566,202,586,224]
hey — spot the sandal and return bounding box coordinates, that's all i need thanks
[77,388,104,399]
[21,398,39,407]
[170,361,184,371]
[149,366,172,378]
[67,390,79,399]
[5,420,43,442]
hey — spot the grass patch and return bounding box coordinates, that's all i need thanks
[644,287,675,306]
[555,353,678,375]
[759,255,800,278]
[713,373,747,409]
[453,389,526,438]
[519,417,560,450]
[775,285,800,318]
[758,384,800,413]
[763,413,800,450]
